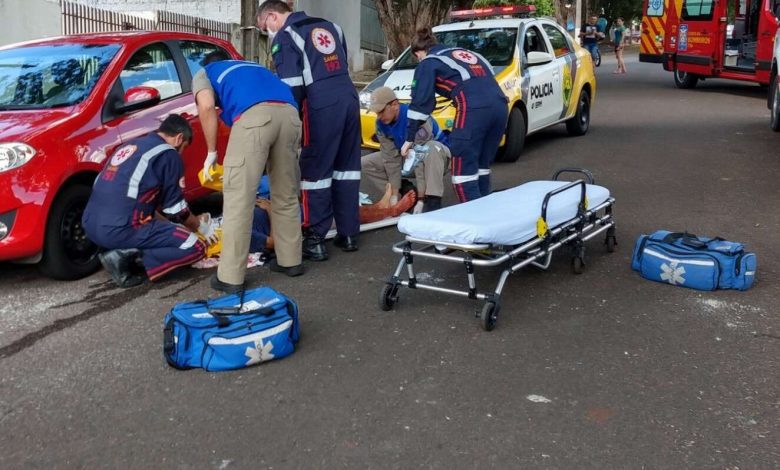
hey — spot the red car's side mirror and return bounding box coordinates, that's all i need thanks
[116,86,161,114]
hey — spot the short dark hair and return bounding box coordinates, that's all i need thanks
[257,0,292,18]
[202,50,231,66]
[158,114,193,143]
[411,27,437,54]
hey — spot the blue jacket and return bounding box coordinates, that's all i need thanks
[271,11,354,109]
[406,44,506,141]
[84,134,188,228]
[377,103,448,149]
[204,60,297,126]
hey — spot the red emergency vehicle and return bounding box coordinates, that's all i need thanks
[640,0,780,88]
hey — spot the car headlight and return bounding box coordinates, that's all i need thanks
[0,143,37,173]
[359,91,372,110]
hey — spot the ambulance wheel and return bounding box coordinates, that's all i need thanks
[39,184,101,280]
[496,108,525,163]
[771,78,780,132]
[566,90,590,136]
[674,68,699,89]
[379,283,399,311]
[480,301,499,331]
[571,256,585,274]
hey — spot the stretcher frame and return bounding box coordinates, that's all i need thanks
[378,168,617,331]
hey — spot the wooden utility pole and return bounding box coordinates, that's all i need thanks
[240,0,259,61]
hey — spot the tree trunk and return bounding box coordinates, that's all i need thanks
[373,0,455,58]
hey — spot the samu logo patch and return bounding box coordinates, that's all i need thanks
[311,28,336,54]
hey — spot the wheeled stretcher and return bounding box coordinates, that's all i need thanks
[378,168,617,331]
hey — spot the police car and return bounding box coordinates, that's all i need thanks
[359,6,597,162]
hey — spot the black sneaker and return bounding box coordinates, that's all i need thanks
[210,274,244,294]
[333,234,359,252]
[302,230,328,261]
[269,259,305,277]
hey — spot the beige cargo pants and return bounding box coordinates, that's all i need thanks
[218,103,302,285]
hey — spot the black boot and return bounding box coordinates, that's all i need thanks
[422,196,442,213]
[99,249,144,288]
[302,229,328,261]
[333,234,359,252]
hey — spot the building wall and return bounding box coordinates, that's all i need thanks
[76,0,241,23]
[0,0,62,47]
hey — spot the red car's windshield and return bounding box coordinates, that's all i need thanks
[0,43,120,110]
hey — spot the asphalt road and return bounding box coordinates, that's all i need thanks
[1,51,779,469]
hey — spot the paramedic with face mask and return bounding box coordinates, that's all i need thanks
[257,0,361,262]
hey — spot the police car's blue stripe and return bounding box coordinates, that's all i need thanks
[127,144,174,199]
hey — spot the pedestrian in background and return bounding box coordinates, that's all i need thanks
[194,51,304,292]
[257,0,361,262]
[613,17,628,74]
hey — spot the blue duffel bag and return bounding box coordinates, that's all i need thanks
[631,230,756,291]
[163,287,300,371]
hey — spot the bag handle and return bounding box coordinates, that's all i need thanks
[661,231,712,249]
[206,290,279,327]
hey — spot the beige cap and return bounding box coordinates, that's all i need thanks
[369,86,397,113]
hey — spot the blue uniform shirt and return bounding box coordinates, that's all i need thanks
[85,133,188,228]
[204,60,297,126]
[406,44,506,142]
[271,11,353,109]
[377,103,448,149]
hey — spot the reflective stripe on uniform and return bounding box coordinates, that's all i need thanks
[333,23,345,49]
[162,199,188,215]
[217,63,264,83]
[127,144,174,199]
[332,170,361,181]
[281,76,304,87]
[478,169,491,176]
[407,109,430,121]
[424,53,471,81]
[452,173,479,184]
[284,27,314,86]
[301,178,332,190]
[179,232,200,250]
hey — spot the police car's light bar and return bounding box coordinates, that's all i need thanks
[449,5,536,20]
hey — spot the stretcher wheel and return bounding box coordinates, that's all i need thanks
[379,283,399,311]
[571,256,584,274]
[480,302,499,331]
[605,235,617,253]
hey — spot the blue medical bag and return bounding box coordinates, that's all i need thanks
[163,287,300,371]
[631,230,756,291]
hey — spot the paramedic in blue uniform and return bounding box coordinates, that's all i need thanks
[194,51,304,291]
[403,27,508,202]
[362,86,451,213]
[257,0,361,261]
[82,115,215,288]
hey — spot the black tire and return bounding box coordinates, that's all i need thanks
[39,184,100,280]
[495,107,525,163]
[771,79,780,132]
[571,256,584,275]
[767,72,776,110]
[379,283,398,311]
[605,235,617,253]
[673,67,699,89]
[566,89,590,136]
[480,301,499,331]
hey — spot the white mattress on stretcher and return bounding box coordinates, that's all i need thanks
[397,181,611,246]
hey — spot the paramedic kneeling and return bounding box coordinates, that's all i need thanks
[362,86,450,213]
[82,115,216,288]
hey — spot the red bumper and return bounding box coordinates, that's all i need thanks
[0,167,50,261]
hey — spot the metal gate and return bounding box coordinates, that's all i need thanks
[61,1,235,43]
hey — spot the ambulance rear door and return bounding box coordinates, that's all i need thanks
[676,0,719,76]
[641,0,668,63]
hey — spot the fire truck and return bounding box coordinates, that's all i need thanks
[639,0,780,89]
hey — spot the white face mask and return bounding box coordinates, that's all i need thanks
[267,27,278,41]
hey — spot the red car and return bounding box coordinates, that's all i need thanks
[0,31,240,279]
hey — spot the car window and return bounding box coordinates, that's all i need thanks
[179,41,230,77]
[120,43,182,100]
[523,26,548,57]
[682,0,714,20]
[541,24,572,58]
[394,27,518,73]
[0,43,120,110]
